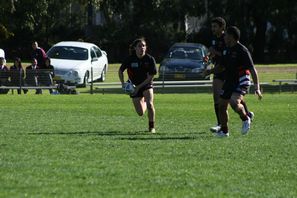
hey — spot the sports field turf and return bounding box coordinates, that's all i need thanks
[0,93,296,197]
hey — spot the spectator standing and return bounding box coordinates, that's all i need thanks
[31,41,47,69]
[10,57,27,94]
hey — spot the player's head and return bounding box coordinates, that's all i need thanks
[32,41,38,50]
[211,17,226,36]
[14,57,22,67]
[224,26,241,46]
[129,37,147,58]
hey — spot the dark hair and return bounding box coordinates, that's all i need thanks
[129,37,146,55]
[14,57,22,68]
[211,17,226,30]
[226,26,241,41]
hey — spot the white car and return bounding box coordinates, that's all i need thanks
[47,41,108,86]
[0,48,5,58]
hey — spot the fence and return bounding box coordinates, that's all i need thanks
[87,66,297,94]
[1,66,297,94]
[0,69,75,94]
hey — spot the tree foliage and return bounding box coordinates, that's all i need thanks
[1,0,297,62]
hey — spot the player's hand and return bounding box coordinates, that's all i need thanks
[121,82,126,90]
[255,89,263,100]
[208,47,216,55]
[203,69,212,76]
[131,86,140,96]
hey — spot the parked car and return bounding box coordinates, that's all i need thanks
[47,41,108,86]
[0,49,5,58]
[159,43,210,80]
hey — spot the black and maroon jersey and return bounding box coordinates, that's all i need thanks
[210,33,226,65]
[222,42,254,88]
[120,54,157,86]
[210,33,226,79]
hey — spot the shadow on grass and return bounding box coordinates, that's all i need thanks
[28,131,209,140]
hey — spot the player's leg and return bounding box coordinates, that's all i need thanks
[143,88,156,133]
[217,97,229,137]
[132,96,147,116]
[210,78,224,132]
[241,100,254,121]
[230,93,251,134]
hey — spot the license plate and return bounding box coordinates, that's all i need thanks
[174,74,185,79]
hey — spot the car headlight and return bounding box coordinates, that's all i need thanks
[65,70,79,77]
[192,68,203,73]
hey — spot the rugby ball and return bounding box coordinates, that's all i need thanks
[124,82,135,94]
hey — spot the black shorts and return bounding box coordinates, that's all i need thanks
[130,84,153,98]
[220,84,249,100]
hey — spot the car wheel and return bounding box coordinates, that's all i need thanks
[83,71,89,87]
[99,66,106,82]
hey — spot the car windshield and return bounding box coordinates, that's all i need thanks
[47,46,88,60]
[167,47,203,60]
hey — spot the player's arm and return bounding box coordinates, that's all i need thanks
[132,74,154,95]
[243,50,263,100]
[209,47,222,58]
[137,74,154,89]
[250,67,263,100]
[118,67,125,87]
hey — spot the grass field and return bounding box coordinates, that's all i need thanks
[5,62,297,87]
[104,63,297,84]
[1,93,297,197]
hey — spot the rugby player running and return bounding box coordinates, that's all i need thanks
[207,17,254,133]
[216,26,262,137]
[118,37,157,133]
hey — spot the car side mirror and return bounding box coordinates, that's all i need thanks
[91,57,98,62]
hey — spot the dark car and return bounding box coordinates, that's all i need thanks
[159,43,211,80]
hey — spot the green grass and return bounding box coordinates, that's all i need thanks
[106,63,297,83]
[1,93,297,197]
[258,73,296,84]
[256,63,297,67]
[5,62,297,84]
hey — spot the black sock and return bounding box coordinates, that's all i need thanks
[149,121,155,129]
[221,126,228,133]
[214,104,220,125]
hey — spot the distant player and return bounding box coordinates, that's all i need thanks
[207,17,253,133]
[216,26,262,137]
[207,17,227,133]
[118,38,157,133]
